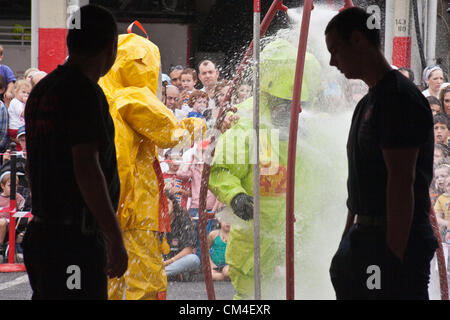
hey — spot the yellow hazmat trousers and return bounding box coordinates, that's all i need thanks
[99,33,205,300]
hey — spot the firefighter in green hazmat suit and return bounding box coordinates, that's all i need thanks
[208,38,322,299]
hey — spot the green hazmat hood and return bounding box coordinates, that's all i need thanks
[260,38,321,102]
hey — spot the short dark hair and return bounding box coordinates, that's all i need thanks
[325,7,381,49]
[427,96,442,107]
[434,113,450,128]
[66,4,117,57]
[398,67,415,82]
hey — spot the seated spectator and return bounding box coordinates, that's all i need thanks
[164,84,180,113]
[0,171,25,263]
[187,90,208,120]
[0,45,16,107]
[163,191,201,280]
[8,79,31,150]
[207,217,230,281]
[427,96,443,116]
[398,67,415,82]
[433,175,450,241]
[422,65,445,98]
[0,75,9,157]
[433,113,450,146]
[163,148,191,211]
[440,84,450,117]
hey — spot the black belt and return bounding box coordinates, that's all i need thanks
[353,214,385,227]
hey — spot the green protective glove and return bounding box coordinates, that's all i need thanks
[231,193,254,221]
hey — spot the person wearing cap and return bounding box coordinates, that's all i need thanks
[422,65,445,98]
[326,7,438,299]
[208,38,321,299]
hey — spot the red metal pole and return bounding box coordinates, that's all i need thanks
[197,0,288,300]
[286,0,315,300]
[429,207,449,300]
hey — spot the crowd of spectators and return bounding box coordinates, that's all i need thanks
[1,39,449,281]
[0,45,46,263]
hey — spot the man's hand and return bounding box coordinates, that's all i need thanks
[231,193,254,221]
[105,236,128,278]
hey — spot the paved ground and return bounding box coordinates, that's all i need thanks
[0,271,235,300]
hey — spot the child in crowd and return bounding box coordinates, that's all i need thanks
[427,96,443,116]
[0,75,9,156]
[431,163,450,206]
[433,175,450,242]
[181,68,197,93]
[187,90,209,120]
[174,68,198,120]
[433,113,450,146]
[0,171,25,262]
[163,149,191,211]
[434,143,450,167]
[0,45,16,107]
[207,218,230,281]
[233,83,252,105]
[177,140,223,260]
[8,79,31,151]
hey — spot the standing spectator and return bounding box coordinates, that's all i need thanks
[326,7,438,300]
[0,45,16,107]
[168,65,184,91]
[163,191,201,280]
[440,84,450,117]
[422,65,445,98]
[165,84,180,113]
[434,113,450,146]
[8,79,31,151]
[427,96,443,116]
[430,160,450,207]
[23,4,128,300]
[163,149,191,211]
[0,75,9,155]
[198,60,220,109]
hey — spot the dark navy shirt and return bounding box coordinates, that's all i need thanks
[346,70,434,234]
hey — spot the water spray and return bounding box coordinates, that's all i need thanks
[197,0,288,300]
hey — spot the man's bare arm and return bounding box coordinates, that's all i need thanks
[382,147,418,261]
[72,142,128,278]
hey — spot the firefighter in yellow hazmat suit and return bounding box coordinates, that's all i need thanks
[99,32,205,300]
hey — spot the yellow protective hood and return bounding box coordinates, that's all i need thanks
[106,33,160,95]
